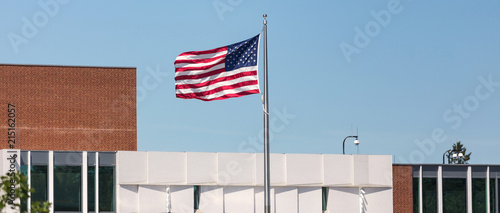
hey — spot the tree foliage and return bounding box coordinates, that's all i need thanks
[449,141,471,164]
[0,171,51,213]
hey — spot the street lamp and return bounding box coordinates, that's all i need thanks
[443,149,452,164]
[343,135,359,155]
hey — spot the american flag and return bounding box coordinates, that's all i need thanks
[174,34,260,101]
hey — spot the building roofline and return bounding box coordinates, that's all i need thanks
[0,63,136,70]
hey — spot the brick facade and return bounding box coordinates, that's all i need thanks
[0,64,136,151]
[393,165,413,213]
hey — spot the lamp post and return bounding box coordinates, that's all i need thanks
[443,149,452,164]
[343,135,359,155]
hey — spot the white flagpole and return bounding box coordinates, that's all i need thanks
[263,14,271,213]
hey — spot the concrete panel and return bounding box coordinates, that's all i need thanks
[223,187,254,213]
[118,185,139,213]
[364,188,393,213]
[138,185,166,213]
[186,152,217,185]
[328,187,359,213]
[275,187,298,213]
[118,151,147,184]
[199,186,223,213]
[256,153,286,186]
[286,154,323,185]
[170,186,194,213]
[255,187,275,213]
[368,155,392,187]
[148,152,186,184]
[324,154,353,186]
[298,187,322,213]
[353,155,369,186]
[218,153,255,185]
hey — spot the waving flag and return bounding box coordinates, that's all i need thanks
[174,34,260,101]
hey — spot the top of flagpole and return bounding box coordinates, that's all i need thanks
[263,14,267,25]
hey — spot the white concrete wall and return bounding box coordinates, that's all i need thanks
[115,151,393,213]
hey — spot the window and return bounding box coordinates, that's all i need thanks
[54,166,82,211]
[194,185,200,210]
[471,167,487,213]
[442,166,467,213]
[21,164,28,212]
[421,166,438,213]
[413,177,419,213]
[322,187,328,211]
[88,166,115,212]
[54,151,83,212]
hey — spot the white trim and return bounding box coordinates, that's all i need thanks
[419,165,423,213]
[27,151,31,213]
[96,152,99,213]
[48,151,54,213]
[437,166,443,213]
[82,151,88,213]
[487,166,490,213]
[467,166,472,213]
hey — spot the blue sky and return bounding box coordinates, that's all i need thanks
[1,0,499,164]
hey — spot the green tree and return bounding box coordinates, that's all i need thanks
[0,171,51,213]
[449,141,471,164]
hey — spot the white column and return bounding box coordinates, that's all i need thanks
[437,166,443,213]
[487,166,490,213]
[419,166,423,213]
[82,152,88,213]
[96,152,99,213]
[27,151,31,213]
[48,151,54,213]
[467,166,472,213]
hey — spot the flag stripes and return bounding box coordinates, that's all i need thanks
[174,34,260,101]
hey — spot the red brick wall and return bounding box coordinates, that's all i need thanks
[393,165,413,213]
[0,64,136,151]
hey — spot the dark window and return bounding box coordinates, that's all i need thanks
[472,178,486,213]
[322,187,328,211]
[442,178,466,213]
[54,166,81,211]
[413,178,419,213]
[194,186,200,210]
[88,166,115,212]
[422,178,437,213]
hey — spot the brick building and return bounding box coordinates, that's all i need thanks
[0,64,136,151]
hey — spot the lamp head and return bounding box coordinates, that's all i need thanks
[354,139,359,145]
[452,153,458,158]
[458,152,464,157]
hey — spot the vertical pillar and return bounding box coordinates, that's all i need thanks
[487,166,490,213]
[96,152,99,213]
[27,151,31,212]
[437,166,443,213]
[82,152,88,213]
[419,166,423,213]
[467,166,472,213]
[48,151,54,213]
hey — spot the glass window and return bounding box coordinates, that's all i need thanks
[442,178,466,213]
[88,166,115,212]
[54,166,81,211]
[472,178,486,213]
[413,178,419,213]
[321,187,328,211]
[194,186,200,210]
[422,178,437,213]
[21,165,28,212]
[490,178,495,213]
[31,165,48,203]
